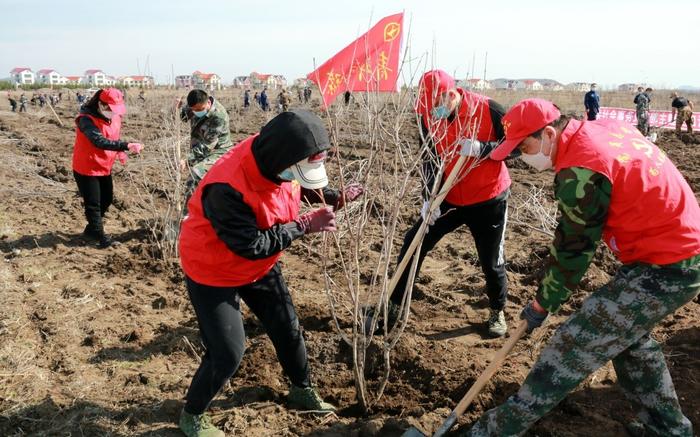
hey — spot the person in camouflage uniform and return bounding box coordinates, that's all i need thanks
[463,98,700,437]
[278,88,291,112]
[635,87,652,136]
[671,92,695,136]
[179,89,232,188]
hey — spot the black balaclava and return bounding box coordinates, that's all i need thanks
[252,109,331,182]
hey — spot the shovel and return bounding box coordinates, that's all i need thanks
[387,152,469,297]
[402,319,528,437]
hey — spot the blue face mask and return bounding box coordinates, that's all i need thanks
[193,109,208,118]
[278,167,295,181]
[431,105,451,119]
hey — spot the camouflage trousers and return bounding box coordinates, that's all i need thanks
[637,109,649,136]
[676,107,693,135]
[465,254,700,437]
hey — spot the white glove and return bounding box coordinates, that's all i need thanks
[458,138,482,157]
[420,200,440,226]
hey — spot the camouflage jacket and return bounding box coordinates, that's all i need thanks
[636,92,651,112]
[182,97,232,178]
[536,167,612,313]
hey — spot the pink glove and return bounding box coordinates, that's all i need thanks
[295,206,337,234]
[127,143,143,154]
[117,152,128,165]
[335,182,365,210]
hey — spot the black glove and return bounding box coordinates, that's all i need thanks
[520,301,548,333]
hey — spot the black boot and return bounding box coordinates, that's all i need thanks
[82,224,115,249]
[98,234,115,249]
[82,224,102,240]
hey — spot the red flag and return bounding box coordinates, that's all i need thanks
[307,12,404,107]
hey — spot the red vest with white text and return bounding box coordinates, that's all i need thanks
[555,119,700,265]
[179,135,301,287]
[72,114,122,176]
[424,88,511,206]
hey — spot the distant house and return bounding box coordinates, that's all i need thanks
[84,69,109,86]
[232,76,252,88]
[490,78,517,90]
[460,78,491,90]
[250,72,287,89]
[537,79,564,91]
[567,82,590,92]
[618,83,650,92]
[120,75,155,88]
[272,74,287,89]
[175,75,193,88]
[36,69,68,86]
[515,79,543,91]
[250,72,271,88]
[65,76,84,85]
[10,67,35,85]
[192,71,222,90]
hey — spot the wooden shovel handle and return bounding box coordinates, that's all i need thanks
[387,154,468,294]
[432,319,529,437]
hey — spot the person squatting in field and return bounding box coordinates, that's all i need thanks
[670,91,695,136]
[71,88,143,248]
[177,110,364,437]
[178,89,233,193]
[367,69,513,338]
[464,98,700,437]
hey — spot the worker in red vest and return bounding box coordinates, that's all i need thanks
[464,98,700,436]
[373,69,512,337]
[177,110,363,437]
[72,88,143,248]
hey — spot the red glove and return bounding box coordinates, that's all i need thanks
[117,152,128,165]
[335,182,365,210]
[127,143,143,154]
[295,206,337,234]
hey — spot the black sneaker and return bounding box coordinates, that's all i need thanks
[98,234,116,249]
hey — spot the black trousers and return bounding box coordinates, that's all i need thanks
[586,110,598,121]
[73,171,113,234]
[184,264,310,415]
[391,194,509,310]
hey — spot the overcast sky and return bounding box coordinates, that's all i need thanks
[1,0,698,88]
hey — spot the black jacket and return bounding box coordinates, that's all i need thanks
[202,110,339,260]
[76,107,128,151]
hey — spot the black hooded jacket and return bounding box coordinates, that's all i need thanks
[76,106,129,151]
[202,110,340,260]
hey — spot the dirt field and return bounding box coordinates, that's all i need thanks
[1,89,699,436]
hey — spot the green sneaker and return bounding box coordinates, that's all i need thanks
[287,385,336,412]
[487,309,507,337]
[178,409,224,437]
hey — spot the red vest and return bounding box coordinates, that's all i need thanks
[424,88,511,206]
[555,119,700,265]
[179,135,301,287]
[72,113,122,176]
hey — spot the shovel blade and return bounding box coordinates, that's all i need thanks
[401,427,428,437]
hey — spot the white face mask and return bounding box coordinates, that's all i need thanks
[102,110,114,119]
[520,137,553,171]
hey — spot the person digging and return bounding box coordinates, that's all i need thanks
[367,69,513,338]
[463,98,700,437]
[177,110,363,437]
